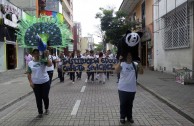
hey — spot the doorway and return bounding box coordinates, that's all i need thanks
[6,44,16,69]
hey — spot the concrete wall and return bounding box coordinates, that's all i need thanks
[158,0,187,18]
[80,37,88,54]
[134,1,142,21]
[17,47,24,69]
[0,42,5,72]
[145,0,153,26]
[154,0,193,73]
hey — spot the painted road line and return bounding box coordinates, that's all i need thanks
[80,86,86,92]
[71,100,81,115]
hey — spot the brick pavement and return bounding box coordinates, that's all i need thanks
[138,69,194,124]
[0,72,193,126]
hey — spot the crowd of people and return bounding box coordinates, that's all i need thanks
[25,48,143,125]
[55,49,116,84]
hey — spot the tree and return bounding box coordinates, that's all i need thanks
[94,43,103,52]
[96,8,141,46]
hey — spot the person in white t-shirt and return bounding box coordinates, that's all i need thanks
[46,52,55,84]
[85,50,96,83]
[27,49,52,118]
[115,52,143,124]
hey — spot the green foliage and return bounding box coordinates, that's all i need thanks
[96,8,140,46]
[94,43,103,52]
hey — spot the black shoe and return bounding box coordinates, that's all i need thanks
[44,109,49,115]
[120,119,125,124]
[127,118,134,123]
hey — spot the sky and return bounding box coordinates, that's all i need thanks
[73,0,123,43]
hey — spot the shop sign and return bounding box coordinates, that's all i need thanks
[0,1,21,28]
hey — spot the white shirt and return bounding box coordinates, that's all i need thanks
[28,60,49,84]
[46,55,54,71]
[118,62,138,92]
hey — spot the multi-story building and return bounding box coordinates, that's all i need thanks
[153,0,194,73]
[73,22,82,51]
[80,37,89,54]
[0,0,23,71]
[119,0,154,67]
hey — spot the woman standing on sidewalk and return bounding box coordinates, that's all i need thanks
[115,52,143,124]
[27,49,52,118]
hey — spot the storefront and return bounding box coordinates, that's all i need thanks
[0,0,23,71]
[141,27,153,67]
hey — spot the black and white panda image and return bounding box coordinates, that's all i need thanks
[125,32,141,47]
[116,30,143,62]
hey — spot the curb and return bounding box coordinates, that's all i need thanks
[137,82,194,124]
[0,77,58,113]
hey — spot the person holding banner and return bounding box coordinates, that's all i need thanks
[27,49,52,118]
[115,52,143,124]
[85,50,96,83]
[97,52,106,84]
[69,52,75,83]
[75,50,83,80]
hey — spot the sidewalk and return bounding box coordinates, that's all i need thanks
[0,68,58,112]
[138,69,194,123]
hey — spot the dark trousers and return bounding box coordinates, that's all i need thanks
[118,90,136,120]
[76,72,82,79]
[117,73,120,82]
[88,72,94,81]
[106,72,110,80]
[33,81,50,114]
[47,70,53,84]
[70,72,75,82]
[58,68,64,82]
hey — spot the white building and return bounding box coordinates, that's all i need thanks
[153,0,194,73]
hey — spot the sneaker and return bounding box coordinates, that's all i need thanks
[85,79,88,83]
[44,109,49,115]
[72,81,75,84]
[127,118,134,123]
[37,114,43,118]
[120,119,125,124]
[103,81,105,84]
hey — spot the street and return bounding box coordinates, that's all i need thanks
[0,70,193,126]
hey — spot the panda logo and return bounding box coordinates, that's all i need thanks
[125,32,140,47]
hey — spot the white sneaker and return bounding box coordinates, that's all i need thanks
[85,79,88,83]
[72,81,74,84]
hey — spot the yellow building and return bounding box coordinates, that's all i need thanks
[120,0,154,67]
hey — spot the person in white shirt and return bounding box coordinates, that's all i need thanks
[75,50,83,80]
[56,52,65,82]
[85,50,95,83]
[46,52,55,84]
[27,49,52,118]
[52,53,57,69]
[115,52,143,124]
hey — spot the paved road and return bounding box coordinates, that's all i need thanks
[0,73,193,126]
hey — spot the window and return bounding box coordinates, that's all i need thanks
[162,3,190,49]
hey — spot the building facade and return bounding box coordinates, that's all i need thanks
[73,22,82,51]
[153,0,194,73]
[0,0,24,72]
[119,0,154,67]
[80,37,89,54]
